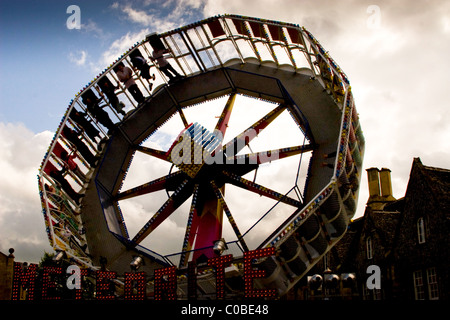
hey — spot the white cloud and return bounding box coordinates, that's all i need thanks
[99,29,150,67]
[0,122,54,262]
[110,2,119,10]
[68,50,87,66]
[116,0,206,32]
[122,5,154,27]
[80,19,105,39]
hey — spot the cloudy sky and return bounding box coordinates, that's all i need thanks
[0,0,449,263]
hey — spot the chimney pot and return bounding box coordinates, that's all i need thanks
[379,168,395,201]
[366,167,381,200]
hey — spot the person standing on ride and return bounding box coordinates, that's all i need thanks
[60,149,88,185]
[115,63,145,104]
[130,55,155,91]
[83,96,116,134]
[97,77,126,116]
[150,48,183,83]
[69,108,102,143]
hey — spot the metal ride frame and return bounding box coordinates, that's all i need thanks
[38,14,365,298]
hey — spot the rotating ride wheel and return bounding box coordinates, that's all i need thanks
[38,14,365,298]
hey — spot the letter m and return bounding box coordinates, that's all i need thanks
[11,262,38,300]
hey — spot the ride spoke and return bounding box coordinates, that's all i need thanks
[179,184,200,267]
[213,93,237,138]
[116,171,185,201]
[132,179,192,245]
[228,144,314,165]
[222,171,302,207]
[210,180,249,252]
[178,107,189,128]
[222,104,286,156]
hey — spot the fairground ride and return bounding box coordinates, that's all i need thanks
[38,14,365,299]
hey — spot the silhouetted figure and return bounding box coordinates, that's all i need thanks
[69,108,102,143]
[60,149,87,185]
[146,32,183,83]
[45,183,80,215]
[150,48,183,83]
[97,76,126,116]
[83,97,116,133]
[60,125,97,167]
[81,89,116,133]
[115,63,145,104]
[130,49,155,91]
[44,162,84,205]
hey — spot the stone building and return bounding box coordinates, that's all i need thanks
[301,158,449,300]
[0,249,15,300]
[393,158,450,300]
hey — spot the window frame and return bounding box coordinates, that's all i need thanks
[417,217,426,244]
[426,267,439,300]
[413,270,425,300]
[366,236,373,260]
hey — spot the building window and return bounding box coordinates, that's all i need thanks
[427,268,439,300]
[413,270,425,300]
[366,237,373,260]
[417,217,426,244]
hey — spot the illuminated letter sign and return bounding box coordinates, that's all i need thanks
[208,254,233,299]
[244,248,276,298]
[10,250,278,300]
[96,270,117,300]
[11,262,38,300]
[154,266,177,300]
[42,266,63,300]
[124,272,146,300]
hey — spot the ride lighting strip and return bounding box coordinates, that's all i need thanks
[260,85,364,251]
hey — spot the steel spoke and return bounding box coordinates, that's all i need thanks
[228,144,313,165]
[132,179,191,245]
[179,184,200,267]
[116,171,184,201]
[222,104,286,156]
[222,171,302,207]
[178,107,189,128]
[213,92,237,138]
[210,180,249,252]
